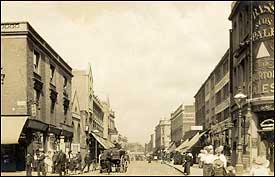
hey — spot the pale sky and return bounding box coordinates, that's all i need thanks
[1,1,232,145]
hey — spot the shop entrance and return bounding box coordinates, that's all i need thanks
[1,144,26,172]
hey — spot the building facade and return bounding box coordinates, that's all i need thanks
[155,120,171,153]
[195,50,232,156]
[170,104,195,147]
[229,1,274,171]
[71,91,81,154]
[72,66,94,158]
[1,22,73,171]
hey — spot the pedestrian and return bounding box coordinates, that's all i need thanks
[183,152,193,175]
[37,150,46,176]
[26,153,33,176]
[250,156,270,176]
[198,150,206,168]
[203,146,214,176]
[214,146,227,168]
[211,158,227,176]
[52,151,58,174]
[45,151,52,174]
[82,152,92,173]
[106,150,113,174]
[55,150,66,176]
[75,151,82,174]
[226,166,236,176]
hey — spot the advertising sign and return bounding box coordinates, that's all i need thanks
[252,1,274,98]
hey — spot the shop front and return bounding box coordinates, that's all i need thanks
[1,117,48,172]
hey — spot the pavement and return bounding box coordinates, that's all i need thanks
[163,161,203,176]
[163,160,275,176]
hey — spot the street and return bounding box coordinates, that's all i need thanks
[81,161,184,176]
[1,161,184,176]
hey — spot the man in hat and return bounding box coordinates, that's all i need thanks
[26,153,33,176]
[37,150,46,176]
[250,156,270,176]
[214,146,227,168]
[183,152,193,175]
[82,151,92,173]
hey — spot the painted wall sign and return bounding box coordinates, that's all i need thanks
[252,1,274,98]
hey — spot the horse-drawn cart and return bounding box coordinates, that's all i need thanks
[99,148,128,173]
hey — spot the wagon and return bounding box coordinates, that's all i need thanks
[99,148,128,173]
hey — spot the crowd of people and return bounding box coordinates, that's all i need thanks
[196,145,271,176]
[25,149,94,176]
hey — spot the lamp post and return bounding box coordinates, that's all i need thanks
[234,90,247,174]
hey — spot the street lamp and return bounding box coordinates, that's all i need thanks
[234,89,247,174]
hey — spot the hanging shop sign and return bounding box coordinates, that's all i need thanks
[252,1,274,99]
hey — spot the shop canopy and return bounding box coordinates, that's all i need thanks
[167,142,177,153]
[175,138,190,152]
[90,132,115,149]
[179,131,207,153]
[1,116,28,144]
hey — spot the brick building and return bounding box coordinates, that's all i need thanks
[229,1,274,172]
[1,22,73,171]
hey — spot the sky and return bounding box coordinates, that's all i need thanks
[1,1,232,145]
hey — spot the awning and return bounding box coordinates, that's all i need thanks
[175,138,190,152]
[91,133,114,149]
[1,116,28,144]
[167,142,176,153]
[179,131,207,153]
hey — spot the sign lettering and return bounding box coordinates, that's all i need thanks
[252,1,274,98]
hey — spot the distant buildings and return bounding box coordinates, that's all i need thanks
[155,120,171,153]
[170,104,195,147]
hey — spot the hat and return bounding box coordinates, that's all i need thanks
[213,159,224,168]
[227,166,235,172]
[208,145,213,150]
[215,146,223,153]
[255,156,267,165]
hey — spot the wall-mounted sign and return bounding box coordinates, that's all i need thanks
[252,1,274,99]
[260,119,274,131]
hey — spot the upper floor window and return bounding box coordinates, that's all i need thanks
[33,50,40,74]
[223,60,229,75]
[50,65,55,83]
[63,76,68,89]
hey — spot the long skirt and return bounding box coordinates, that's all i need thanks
[203,163,213,176]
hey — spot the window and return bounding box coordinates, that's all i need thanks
[33,89,40,104]
[223,60,229,75]
[216,91,221,105]
[50,65,55,83]
[33,50,40,74]
[50,98,55,113]
[63,76,67,89]
[211,76,215,89]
